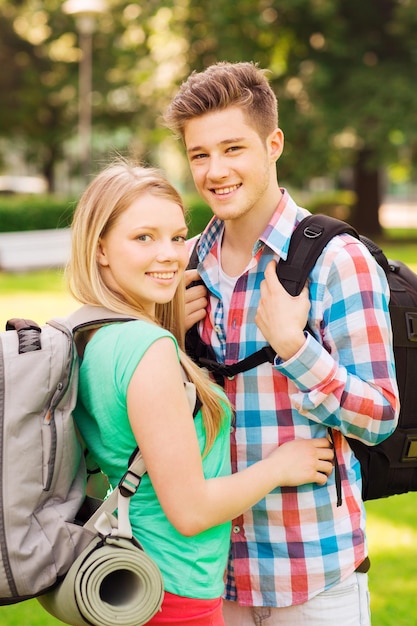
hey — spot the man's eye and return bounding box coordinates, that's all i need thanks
[191,153,207,160]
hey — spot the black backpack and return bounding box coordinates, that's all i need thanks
[186,214,417,502]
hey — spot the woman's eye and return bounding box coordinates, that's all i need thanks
[137,234,151,242]
[173,235,186,243]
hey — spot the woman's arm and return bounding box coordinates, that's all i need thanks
[127,337,333,536]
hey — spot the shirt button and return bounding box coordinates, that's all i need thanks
[232,525,240,534]
[214,325,222,334]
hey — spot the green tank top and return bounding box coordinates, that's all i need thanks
[75,320,232,599]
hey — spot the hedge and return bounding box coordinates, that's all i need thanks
[0,195,76,232]
[0,190,355,235]
[0,194,211,236]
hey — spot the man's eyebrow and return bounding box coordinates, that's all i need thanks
[187,137,247,154]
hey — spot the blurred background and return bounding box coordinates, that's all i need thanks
[0,0,416,238]
[0,1,416,624]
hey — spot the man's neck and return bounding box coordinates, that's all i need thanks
[220,188,284,277]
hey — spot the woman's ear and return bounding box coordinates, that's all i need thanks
[97,238,109,267]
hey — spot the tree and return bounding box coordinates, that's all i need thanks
[278,0,417,235]
[0,1,77,190]
[180,0,417,236]
[1,0,416,231]
[0,0,185,190]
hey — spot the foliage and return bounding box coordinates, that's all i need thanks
[183,0,417,173]
[184,194,213,238]
[0,1,416,231]
[0,192,210,235]
[183,0,417,235]
[0,194,75,231]
[304,189,356,220]
[0,0,186,187]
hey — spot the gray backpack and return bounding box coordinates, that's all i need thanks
[0,305,140,604]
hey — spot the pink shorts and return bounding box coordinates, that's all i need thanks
[145,591,224,625]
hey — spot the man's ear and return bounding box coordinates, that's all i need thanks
[268,128,284,163]
[97,238,109,267]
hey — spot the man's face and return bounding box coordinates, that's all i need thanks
[183,106,283,225]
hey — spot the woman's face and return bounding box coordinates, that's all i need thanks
[97,191,189,315]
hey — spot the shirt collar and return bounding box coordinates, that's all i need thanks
[258,189,309,261]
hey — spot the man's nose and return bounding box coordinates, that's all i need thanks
[207,155,228,180]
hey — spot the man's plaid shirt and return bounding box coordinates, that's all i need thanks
[188,189,399,608]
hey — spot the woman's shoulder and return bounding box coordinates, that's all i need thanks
[82,320,179,393]
[85,320,177,363]
[98,319,173,341]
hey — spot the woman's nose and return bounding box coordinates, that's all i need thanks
[156,240,179,261]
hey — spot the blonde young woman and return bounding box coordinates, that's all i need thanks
[66,161,334,626]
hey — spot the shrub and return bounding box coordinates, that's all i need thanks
[185,195,213,237]
[0,190,356,235]
[0,195,76,232]
[305,190,356,221]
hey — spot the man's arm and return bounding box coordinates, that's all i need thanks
[259,237,400,445]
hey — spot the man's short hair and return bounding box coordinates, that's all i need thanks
[165,61,278,142]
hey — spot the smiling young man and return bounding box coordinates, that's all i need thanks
[164,61,399,625]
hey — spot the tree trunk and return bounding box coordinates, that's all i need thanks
[42,147,56,193]
[351,148,382,238]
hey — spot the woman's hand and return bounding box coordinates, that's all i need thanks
[184,269,208,331]
[264,437,334,487]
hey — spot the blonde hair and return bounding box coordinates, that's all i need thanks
[165,61,278,142]
[67,160,229,452]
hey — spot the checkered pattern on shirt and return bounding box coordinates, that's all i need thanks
[189,189,399,608]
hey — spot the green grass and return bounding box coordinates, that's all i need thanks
[1,497,415,626]
[0,268,67,293]
[1,599,61,626]
[0,269,76,329]
[365,492,417,626]
[0,235,416,625]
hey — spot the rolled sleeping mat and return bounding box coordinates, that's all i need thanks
[38,535,164,626]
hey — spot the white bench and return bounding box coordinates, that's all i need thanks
[0,229,71,272]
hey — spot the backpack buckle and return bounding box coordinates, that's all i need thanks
[401,435,417,461]
[303,225,323,239]
[118,469,142,497]
[406,312,417,342]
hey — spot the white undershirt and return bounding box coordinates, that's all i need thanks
[218,245,250,325]
[218,260,237,325]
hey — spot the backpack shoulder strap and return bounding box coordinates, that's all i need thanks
[63,304,137,334]
[83,448,146,539]
[277,214,359,296]
[47,305,138,359]
[186,236,205,289]
[187,236,200,271]
[185,215,359,377]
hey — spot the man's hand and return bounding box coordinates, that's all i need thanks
[185,269,208,331]
[255,260,310,361]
